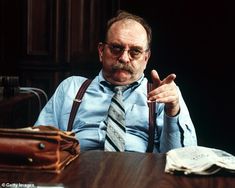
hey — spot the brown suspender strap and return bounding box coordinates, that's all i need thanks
[146,83,156,153]
[67,80,156,152]
[67,79,92,131]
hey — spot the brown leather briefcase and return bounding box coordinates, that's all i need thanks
[0,125,80,173]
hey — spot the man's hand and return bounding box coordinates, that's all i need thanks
[148,69,180,116]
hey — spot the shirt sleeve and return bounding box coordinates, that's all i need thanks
[34,76,87,130]
[34,79,66,128]
[157,86,197,153]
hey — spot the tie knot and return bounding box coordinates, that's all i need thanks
[113,86,128,93]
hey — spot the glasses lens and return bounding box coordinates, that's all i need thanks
[109,44,124,56]
[129,49,142,59]
[105,43,145,60]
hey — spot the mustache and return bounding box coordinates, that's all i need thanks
[112,63,134,74]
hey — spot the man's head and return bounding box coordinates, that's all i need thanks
[98,10,152,85]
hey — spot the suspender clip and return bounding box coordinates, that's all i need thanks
[73,99,82,103]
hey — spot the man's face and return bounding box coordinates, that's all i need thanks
[98,19,151,85]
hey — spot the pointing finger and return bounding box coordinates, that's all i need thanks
[162,74,176,84]
[151,69,161,88]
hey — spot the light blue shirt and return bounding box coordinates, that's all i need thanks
[35,70,197,153]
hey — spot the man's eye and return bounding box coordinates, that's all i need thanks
[130,49,142,55]
[111,45,123,52]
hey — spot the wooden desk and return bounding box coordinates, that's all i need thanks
[0,151,234,188]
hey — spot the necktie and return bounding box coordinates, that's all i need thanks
[104,86,126,152]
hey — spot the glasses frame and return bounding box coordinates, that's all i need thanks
[103,42,149,60]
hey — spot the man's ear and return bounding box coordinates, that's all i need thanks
[98,42,104,62]
[145,50,151,61]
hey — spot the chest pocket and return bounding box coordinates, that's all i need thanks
[125,103,149,130]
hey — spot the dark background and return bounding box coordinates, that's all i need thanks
[120,1,235,154]
[1,0,234,154]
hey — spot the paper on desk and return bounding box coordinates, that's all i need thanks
[165,146,235,175]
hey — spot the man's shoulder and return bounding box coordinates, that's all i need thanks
[61,76,89,85]
[55,76,91,93]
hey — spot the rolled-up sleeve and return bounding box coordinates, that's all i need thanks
[157,87,197,153]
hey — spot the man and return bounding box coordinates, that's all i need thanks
[35,10,197,153]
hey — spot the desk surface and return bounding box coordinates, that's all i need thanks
[0,150,235,188]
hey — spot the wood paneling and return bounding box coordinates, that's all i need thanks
[26,0,53,56]
[0,0,120,127]
[17,0,119,97]
[0,0,21,74]
[64,0,115,63]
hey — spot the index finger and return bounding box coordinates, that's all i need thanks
[151,69,161,88]
[161,74,176,84]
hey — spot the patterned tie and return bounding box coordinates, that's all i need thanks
[104,86,126,152]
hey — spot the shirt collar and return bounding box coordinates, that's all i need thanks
[98,70,144,92]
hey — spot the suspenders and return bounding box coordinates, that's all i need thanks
[146,83,156,152]
[67,79,156,152]
[67,79,92,132]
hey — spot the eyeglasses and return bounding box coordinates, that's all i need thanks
[103,42,149,60]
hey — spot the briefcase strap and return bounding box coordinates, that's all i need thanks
[68,79,156,152]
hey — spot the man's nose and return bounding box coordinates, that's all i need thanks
[118,50,131,63]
